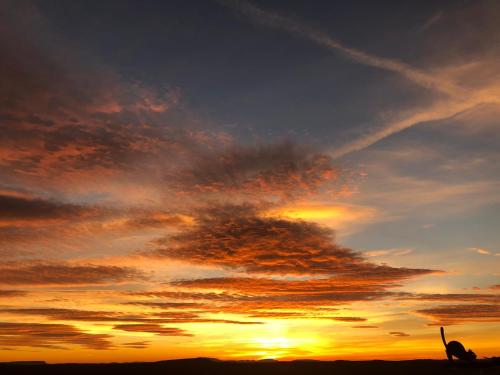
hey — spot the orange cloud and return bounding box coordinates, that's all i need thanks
[0,261,144,286]
[331,317,366,322]
[113,324,192,336]
[416,304,500,325]
[264,202,378,235]
[0,308,262,326]
[170,141,339,199]
[399,293,500,303]
[121,341,150,349]
[149,204,437,278]
[0,322,113,350]
[0,290,26,298]
[0,2,227,195]
[389,331,410,337]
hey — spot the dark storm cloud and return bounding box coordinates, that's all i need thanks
[0,261,144,285]
[113,324,192,336]
[416,304,500,325]
[0,322,113,350]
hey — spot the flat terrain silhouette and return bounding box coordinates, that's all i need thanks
[1,358,499,375]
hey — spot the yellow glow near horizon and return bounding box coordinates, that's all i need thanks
[264,203,377,234]
[266,204,344,220]
[280,206,345,220]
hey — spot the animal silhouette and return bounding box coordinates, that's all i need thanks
[440,327,476,362]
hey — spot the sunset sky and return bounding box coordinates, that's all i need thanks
[0,0,499,363]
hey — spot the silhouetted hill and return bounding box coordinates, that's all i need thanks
[0,358,499,375]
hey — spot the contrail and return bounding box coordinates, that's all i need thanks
[219,0,460,95]
[329,80,500,158]
[329,99,480,159]
[220,0,499,157]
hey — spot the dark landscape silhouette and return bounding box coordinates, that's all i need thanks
[1,329,498,375]
[1,357,500,375]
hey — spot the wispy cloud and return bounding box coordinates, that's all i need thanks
[219,0,459,95]
[364,248,413,257]
[220,1,500,158]
[121,341,150,349]
[0,290,26,298]
[0,261,144,286]
[113,324,192,336]
[400,293,500,304]
[416,304,500,325]
[0,307,263,326]
[416,11,443,33]
[468,247,499,256]
[389,331,410,337]
[0,322,113,350]
[329,97,499,158]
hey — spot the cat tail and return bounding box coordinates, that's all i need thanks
[440,327,447,347]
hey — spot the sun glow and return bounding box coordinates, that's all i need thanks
[267,204,344,220]
[264,203,377,233]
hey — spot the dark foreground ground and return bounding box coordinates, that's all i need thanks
[1,358,499,375]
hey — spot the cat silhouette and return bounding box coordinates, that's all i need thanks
[440,327,476,362]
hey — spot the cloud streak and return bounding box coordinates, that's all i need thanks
[113,324,192,336]
[0,290,26,298]
[219,0,459,95]
[0,261,144,286]
[0,307,263,326]
[329,98,499,158]
[416,304,500,325]
[0,322,113,350]
[219,2,500,159]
